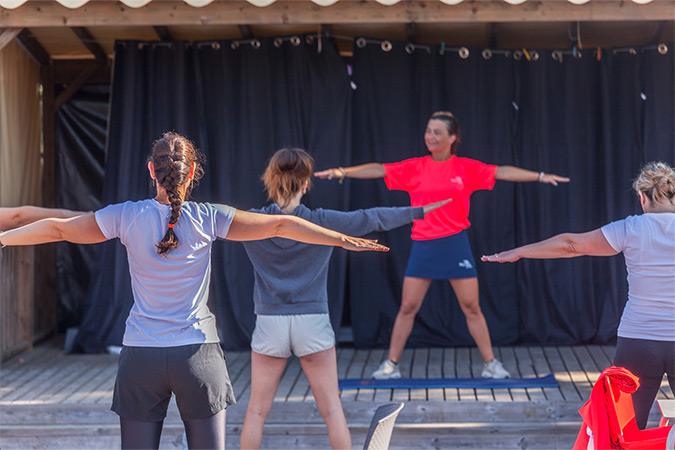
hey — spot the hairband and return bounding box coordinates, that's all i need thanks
[168,223,175,229]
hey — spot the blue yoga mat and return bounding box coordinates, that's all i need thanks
[338,373,558,390]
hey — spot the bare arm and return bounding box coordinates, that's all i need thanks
[495,166,570,186]
[481,229,618,263]
[0,206,87,231]
[314,163,386,181]
[225,210,389,252]
[0,213,107,247]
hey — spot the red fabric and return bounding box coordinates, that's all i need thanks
[383,155,497,240]
[573,366,673,450]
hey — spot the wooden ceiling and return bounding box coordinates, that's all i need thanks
[2,0,674,83]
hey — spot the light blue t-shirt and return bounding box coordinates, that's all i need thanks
[95,199,236,347]
[601,213,675,341]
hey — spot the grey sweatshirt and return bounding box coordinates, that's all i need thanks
[242,204,424,315]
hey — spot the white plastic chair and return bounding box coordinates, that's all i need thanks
[363,402,405,450]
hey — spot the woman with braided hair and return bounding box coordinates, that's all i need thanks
[0,132,388,450]
[483,161,675,429]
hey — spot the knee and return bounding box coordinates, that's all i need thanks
[399,301,421,317]
[460,302,482,318]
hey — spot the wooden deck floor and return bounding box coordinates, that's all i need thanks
[0,339,672,449]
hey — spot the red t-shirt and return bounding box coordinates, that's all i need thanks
[383,155,497,240]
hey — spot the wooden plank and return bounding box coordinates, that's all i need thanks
[391,349,413,402]
[491,347,512,402]
[357,349,384,402]
[471,347,493,402]
[442,347,458,401]
[514,346,546,402]
[558,346,592,401]
[573,346,602,385]
[542,346,580,402]
[3,0,674,28]
[426,347,444,401]
[0,353,75,402]
[500,347,527,402]
[336,347,354,400]
[601,345,616,363]
[341,349,368,402]
[455,347,476,401]
[43,355,116,404]
[410,348,428,401]
[0,27,21,52]
[274,356,301,402]
[529,346,563,402]
[586,345,612,371]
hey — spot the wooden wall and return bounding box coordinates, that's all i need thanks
[0,247,36,360]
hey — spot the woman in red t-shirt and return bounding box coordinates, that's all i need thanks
[315,111,569,379]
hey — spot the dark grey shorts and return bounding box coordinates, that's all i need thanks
[111,343,236,422]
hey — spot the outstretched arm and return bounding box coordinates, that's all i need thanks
[481,229,618,263]
[225,210,389,252]
[314,163,386,181]
[495,166,570,186]
[0,206,87,231]
[0,213,107,247]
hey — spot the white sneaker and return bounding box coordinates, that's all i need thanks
[481,359,510,379]
[371,359,401,379]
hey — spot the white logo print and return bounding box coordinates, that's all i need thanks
[450,176,464,186]
[458,259,473,269]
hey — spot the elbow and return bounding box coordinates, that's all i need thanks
[561,235,582,256]
[272,217,293,238]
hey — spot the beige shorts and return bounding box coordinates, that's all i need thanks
[251,313,335,358]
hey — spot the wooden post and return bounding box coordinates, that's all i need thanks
[33,63,58,343]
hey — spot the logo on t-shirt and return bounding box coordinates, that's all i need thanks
[450,176,464,186]
[458,259,473,269]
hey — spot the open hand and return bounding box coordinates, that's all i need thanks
[423,198,452,215]
[341,236,389,252]
[541,173,570,187]
[481,250,519,263]
[314,168,341,180]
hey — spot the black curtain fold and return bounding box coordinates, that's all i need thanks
[70,38,673,352]
[54,85,108,331]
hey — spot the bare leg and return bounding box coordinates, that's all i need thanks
[300,347,351,450]
[119,417,163,450]
[240,351,287,449]
[388,277,432,363]
[450,277,494,362]
[184,409,226,450]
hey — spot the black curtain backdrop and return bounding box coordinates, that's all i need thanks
[54,85,108,330]
[73,37,353,352]
[71,37,674,353]
[348,42,674,348]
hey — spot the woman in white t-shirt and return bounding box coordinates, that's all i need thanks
[0,132,388,450]
[482,161,675,429]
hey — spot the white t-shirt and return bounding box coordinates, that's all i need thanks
[601,213,675,341]
[95,199,236,347]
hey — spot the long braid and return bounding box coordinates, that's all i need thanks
[151,132,205,254]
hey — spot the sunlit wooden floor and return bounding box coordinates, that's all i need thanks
[0,338,671,449]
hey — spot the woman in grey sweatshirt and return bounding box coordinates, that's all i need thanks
[239,147,449,449]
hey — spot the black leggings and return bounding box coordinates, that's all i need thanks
[613,337,675,429]
[120,409,226,449]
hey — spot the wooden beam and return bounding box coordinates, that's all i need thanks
[650,20,666,44]
[2,1,674,28]
[54,63,101,110]
[70,26,108,62]
[0,27,21,52]
[238,24,253,39]
[15,28,50,66]
[153,25,172,41]
[53,59,110,84]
